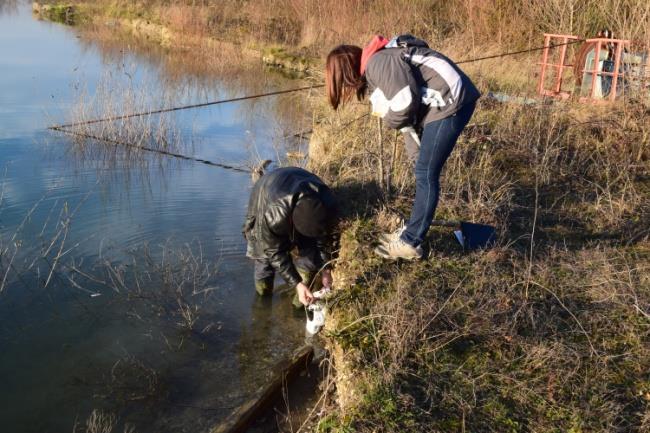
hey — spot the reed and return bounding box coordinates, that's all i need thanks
[73,409,136,433]
[60,1,650,56]
[64,63,187,163]
[0,0,19,15]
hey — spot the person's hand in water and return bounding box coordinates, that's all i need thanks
[322,269,333,288]
[296,282,313,306]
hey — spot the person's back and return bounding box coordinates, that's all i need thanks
[364,34,480,127]
[243,167,338,306]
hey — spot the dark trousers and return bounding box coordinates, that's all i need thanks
[401,103,476,247]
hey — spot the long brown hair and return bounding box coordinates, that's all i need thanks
[325,45,366,109]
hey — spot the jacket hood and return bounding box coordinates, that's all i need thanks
[387,34,430,49]
[360,35,389,75]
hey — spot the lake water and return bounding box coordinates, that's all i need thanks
[0,2,313,432]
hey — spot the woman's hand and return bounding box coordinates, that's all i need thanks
[321,269,333,288]
[296,282,314,306]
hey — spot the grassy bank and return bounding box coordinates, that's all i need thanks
[307,98,650,431]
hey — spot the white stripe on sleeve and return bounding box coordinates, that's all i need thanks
[369,85,413,117]
[409,54,462,101]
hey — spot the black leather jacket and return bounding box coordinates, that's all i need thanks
[243,167,336,288]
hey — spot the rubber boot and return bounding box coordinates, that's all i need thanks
[255,276,274,297]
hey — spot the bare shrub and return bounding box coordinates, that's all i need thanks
[73,409,136,433]
[65,64,186,162]
[71,240,220,333]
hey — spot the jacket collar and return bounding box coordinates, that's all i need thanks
[360,35,389,75]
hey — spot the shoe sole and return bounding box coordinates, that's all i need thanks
[373,246,422,261]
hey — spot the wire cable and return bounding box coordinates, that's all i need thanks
[46,38,590,172]
[49,84,323,130]
[50,126,251,173]
[456,39,584,64]
[48,39,585,130]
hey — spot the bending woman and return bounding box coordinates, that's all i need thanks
[325,34,480,260]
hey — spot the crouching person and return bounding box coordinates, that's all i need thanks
[243,167,339,307]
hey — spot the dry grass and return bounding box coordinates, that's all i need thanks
[68,239,220,334]
[0,188,219,336]
[58,33,313,172]
[306,95,650,432]
[42,0,650,105]
[0,183,97,295]
[75,0,649,49]
[57,0,650,89]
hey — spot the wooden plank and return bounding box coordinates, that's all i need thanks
[211,345,314,433]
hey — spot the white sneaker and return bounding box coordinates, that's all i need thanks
[379,221,407,244]
[374,238,423,260]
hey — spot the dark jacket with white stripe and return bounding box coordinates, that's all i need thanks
[365,34,480,129]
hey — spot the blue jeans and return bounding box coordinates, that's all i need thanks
[401,103,476,247]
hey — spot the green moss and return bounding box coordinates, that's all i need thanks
[350,386,418,432]
[38,4,78,25]
[317,414,354,433]
[262,47,315,73]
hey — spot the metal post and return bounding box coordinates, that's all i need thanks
[610,42,624,101]
[555,36,569,93]
[590,40,601,99]
[538,34,551,95]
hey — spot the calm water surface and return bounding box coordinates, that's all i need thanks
[0,3,312,432]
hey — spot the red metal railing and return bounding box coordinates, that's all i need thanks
[581,38,630,102]
[538,34,580,99]
[537,33,639,102]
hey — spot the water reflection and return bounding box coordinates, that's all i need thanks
[57,47,313,180]
[0,3,311,432]
[0,0,19,15]
[71,24,315,155]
